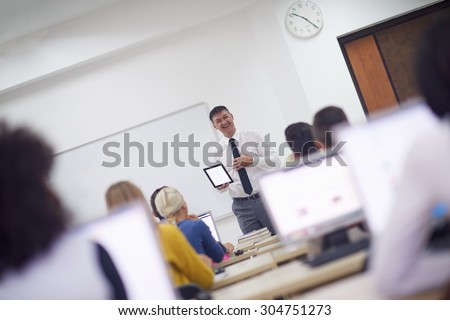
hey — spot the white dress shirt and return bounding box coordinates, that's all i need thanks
[372,119,450,297]
[216,130,280,198]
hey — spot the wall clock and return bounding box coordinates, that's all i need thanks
[285,0,324,38]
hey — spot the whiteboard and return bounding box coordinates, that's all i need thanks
[50,103,232,225]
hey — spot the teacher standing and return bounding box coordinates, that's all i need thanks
[209,106,279,235]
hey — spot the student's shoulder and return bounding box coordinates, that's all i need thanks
[178,218,204,230]
[186,219,209,233]
[158,223,182,237]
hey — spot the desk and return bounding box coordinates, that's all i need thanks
[234,235,281,252]
[256,241,284,255]
[293,272,382,300]
[212,251,367,299]
[271,242,307,264]
[214,249,257,269]
[253,235,280,249]
[212,252,277,290]
[294,272,447,300]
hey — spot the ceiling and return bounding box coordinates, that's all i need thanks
[0,0,121,45]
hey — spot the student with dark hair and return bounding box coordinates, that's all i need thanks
[0,122,112,299]
[284,122,317,166]
[209,105,279,235]
[312,106,349,149]
[372,16,450,298]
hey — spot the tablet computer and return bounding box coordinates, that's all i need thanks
[203,163,233,188]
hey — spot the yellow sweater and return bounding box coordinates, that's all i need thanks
[158,224,214,290]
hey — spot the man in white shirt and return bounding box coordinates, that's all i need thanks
[209,106,279,235]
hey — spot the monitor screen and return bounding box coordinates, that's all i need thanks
[74,203,177,299]
[337,102,438,236]
[198,211,221,242]
[259,152,364,243]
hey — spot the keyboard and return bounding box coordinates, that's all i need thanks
[303,238,370,267]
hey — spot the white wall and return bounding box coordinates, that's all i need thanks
[271,0,440,124]
[0,0,441,242]
[1,0,440,150]
[0,6,288,154]
[0,0,256,92]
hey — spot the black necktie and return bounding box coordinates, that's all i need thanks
[229,138,253,195]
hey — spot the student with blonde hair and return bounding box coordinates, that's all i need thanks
[105,181,213,290]
[154,187,234,263]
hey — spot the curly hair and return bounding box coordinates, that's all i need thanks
[0,122,67,278]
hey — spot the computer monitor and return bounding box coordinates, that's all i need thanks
[259,151,365,244]
[75,203,177,299]
[337,101,439,237]
[198,211,221,242]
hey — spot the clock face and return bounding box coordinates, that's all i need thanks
[285,0,324,38]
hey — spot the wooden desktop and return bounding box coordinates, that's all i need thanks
[213,249,367,299]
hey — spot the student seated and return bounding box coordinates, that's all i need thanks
[154,187,234,263]
[310,106,367,254]
[150,186,198,222]
[0,122,112,299]
[105,181,214,290]
[372,17,450,298]
[284,121,317,166]
[312,105,349,150]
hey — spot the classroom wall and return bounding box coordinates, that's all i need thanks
[0,0,440,242]
[270,0,440,123]
[0,0,439,150]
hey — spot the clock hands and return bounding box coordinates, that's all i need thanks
[289,13,319,29]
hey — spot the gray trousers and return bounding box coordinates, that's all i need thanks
[232,197,276,235]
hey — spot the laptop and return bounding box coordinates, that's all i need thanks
[76,202,177,299]
[337,102,439,237]
[198,211,221,242]
[258,150,365,244]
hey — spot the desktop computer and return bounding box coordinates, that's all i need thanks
[259,150,369,266]
[337,101,439,237]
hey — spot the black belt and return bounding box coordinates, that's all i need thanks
[233,193,260,201]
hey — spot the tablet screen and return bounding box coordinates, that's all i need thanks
[203,164,233,188]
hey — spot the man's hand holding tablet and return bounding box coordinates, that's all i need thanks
[217,183,229,190]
